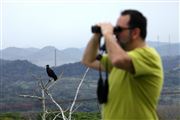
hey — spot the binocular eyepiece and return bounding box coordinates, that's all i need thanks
[91,25,123,34]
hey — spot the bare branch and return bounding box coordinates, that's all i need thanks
[39,78,46,89]
[57,71,64,80]
[19,94,44,100]
[44,79,53,88]
[42,90,46,120]
[72,103,82,114]
[68,67,90,120]
[48,93,67,120]
[22,69,92,120]
[53,113,62,120]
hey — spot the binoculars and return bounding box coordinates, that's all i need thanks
[91,25,123,34]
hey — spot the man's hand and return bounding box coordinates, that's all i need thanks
[98,23,114,36]
[97,23,135,74]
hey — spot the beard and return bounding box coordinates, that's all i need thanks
[116,33,132,50]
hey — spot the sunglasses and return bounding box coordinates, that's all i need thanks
[91,25,133,34]
[113,26,133,34]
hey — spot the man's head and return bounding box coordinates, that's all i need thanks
[115,9,147,48]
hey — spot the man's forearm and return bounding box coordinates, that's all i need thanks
[104,33,134,73]
[104,34,126,62]
[82,34,100,65]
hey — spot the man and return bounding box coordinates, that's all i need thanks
[82,9,164,120]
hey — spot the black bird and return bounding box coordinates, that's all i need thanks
[46,65,57,81]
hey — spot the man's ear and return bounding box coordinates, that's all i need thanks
[132,28,140,39]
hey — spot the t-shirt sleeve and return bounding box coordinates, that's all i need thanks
[100,54,113,73]
[127,49,161,77]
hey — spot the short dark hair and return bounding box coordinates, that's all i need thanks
[121,9,147,39]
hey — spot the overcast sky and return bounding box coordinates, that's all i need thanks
[0,0,179,50]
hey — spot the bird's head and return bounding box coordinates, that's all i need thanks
[46,65,49,68]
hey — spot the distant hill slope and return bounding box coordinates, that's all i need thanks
[147,41,180,56]
[0,59,99,112]
[0,54,179,112]
[0,59,98,85]
[0,59,45,83]
[0,42,179,66]
[155,44,180,56]
[0,46,83,67]
[0,55,179,90]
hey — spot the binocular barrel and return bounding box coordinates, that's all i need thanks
[91,26,102,34]
[91,25,121,34]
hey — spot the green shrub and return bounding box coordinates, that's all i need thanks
[0,112,26,120]
[37,112,101,120]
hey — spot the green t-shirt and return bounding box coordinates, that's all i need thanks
[100,47,164,120]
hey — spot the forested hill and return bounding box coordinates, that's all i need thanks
[0,59,99,112]
[0,59,98,81]
[0,42,180,67]
[0,55,179,86]
[0,55,179,112]
[0,55,179,89]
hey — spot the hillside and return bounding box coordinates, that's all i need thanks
[0,55,179,112]
[0,42,180,66]
[0,59,99,112]
[0,46,83,66]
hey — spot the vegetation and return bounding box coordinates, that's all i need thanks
[0,112,101,120]
[1,110,180,120]
[0,112,26,120]
[0,46,179,120]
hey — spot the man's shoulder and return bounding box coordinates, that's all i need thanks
[128,46,161,59]
[127,46,163,76]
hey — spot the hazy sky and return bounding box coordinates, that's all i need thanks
[0,0,179,50]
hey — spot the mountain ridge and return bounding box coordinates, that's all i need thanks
[1,41,180,66]
[0,46,83,67]
[0,55,179,112]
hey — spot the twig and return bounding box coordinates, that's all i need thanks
[71,103,82,114]
[68,67,90,120]
[19,94,44,100]
[42,89,46,120]
[44,79,53,88]
[48,93,67,120]
[53,113,62,120]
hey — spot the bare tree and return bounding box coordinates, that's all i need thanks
[20,67,90,120]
